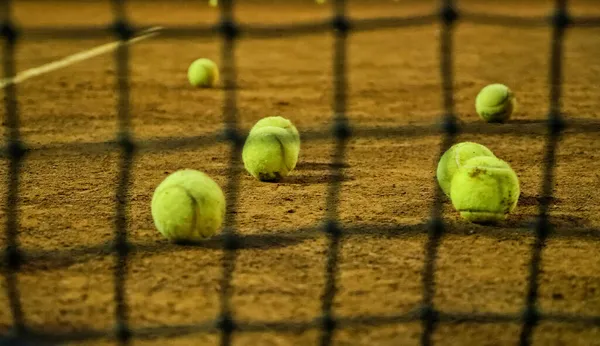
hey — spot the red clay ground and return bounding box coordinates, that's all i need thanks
[1,0,600,345]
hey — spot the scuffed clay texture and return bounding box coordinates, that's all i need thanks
[151,169,226,241]
[450,156,520,224]
[436,142,495,197]
[242,126,299,182]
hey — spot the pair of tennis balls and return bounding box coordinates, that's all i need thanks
[476,83,516,123]
[242,116,301,182]
[187,61,516,124]
[150,116,300,242]
[437,142,520,223]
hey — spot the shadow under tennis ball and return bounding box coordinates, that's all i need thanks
[283,172,354,185]
[9,218,599,274]
[295,161,351,171]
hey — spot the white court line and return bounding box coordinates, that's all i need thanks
[0,26,163,89]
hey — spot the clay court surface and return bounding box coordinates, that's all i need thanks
[1,0,600,345]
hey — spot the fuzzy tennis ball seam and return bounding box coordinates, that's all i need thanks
[242,126,298,182]
[450,156,520,223]
[249,116,301,146]
[478,101,513,120]
[243,116,300,182]
[459,167,511,213]
[275,136,292,171]
[452,159,519,216]
[153,184,213,240]
[156,185,201,239]
[255,131,289,182]
[151,169,225,241]
[177,185,200,235]
[475,84,515,123]
[436,141,495,197]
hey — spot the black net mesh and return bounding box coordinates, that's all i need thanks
[2,0,600,345]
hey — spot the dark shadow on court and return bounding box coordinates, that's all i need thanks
[448,212,592,236]
[518,194,561,207]
[3,307,596,346]
[507,119,549,125]
[0,335,59,346]
[501,213,590,230]
[295,161,350,171]
[9,219,599,274]
[12,229,317,274]
[173,231,312,249]
[283,172,354,185]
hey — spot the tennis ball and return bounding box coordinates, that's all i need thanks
[475,83,515,123]
[450,156,520,224]
[242,126,299,182]
[249,115,300,150]
[151,169,226,242]
[187,58,219,88]
[436,142,495,197]
[209,0,218,7]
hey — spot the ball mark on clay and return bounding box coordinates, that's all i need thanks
[259,172,282,182]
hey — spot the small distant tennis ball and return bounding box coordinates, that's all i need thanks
[151,169,226,242]
[208,0,218,7]
[187,58,219,88]
[436,142,495,197]
[242,126,299,182]
[249,115,301,153]
[475,83,516,123]
[450,156,520,224]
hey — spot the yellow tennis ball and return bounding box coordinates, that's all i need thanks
[436,142,495,197]
[249,116,300,158]
[242,126,299,182]
[187,58,219,88]
[450,156,520,224]
[209,0,218,7]
[151,169,226,242]
[475,83,516,123]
